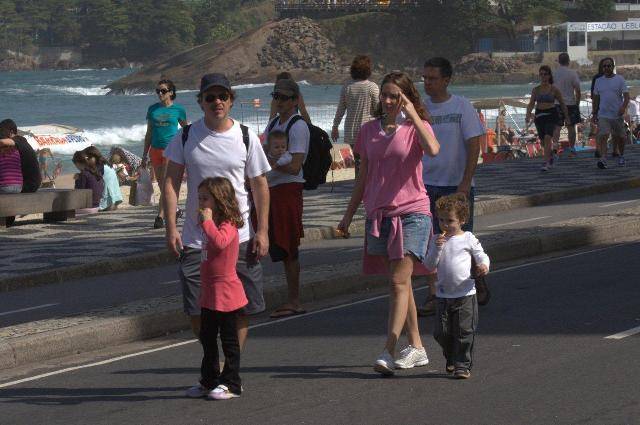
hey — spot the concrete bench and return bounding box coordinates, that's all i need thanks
[0,189,93,227]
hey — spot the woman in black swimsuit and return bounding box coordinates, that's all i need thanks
[526,65,569,171]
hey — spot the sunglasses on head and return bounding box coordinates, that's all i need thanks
[271,92,294,101]
[204,92,230,103]
[156,88,170,95]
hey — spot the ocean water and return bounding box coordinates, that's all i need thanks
[0,68,615,174]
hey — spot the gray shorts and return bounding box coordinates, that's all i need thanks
[178,241,265,316]
[598,117,626,138]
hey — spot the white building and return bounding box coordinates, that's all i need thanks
[534,20,640,64]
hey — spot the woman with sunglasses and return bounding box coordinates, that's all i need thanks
[338,72,440,375]
[143,79,188,229]
[526,66,569,172]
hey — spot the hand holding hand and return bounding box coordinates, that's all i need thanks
[475,263,489,277]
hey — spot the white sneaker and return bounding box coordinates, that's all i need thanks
[208,384,241,400]
[394,345,429,369]
[374,350,395,375]
[185,383,208,398]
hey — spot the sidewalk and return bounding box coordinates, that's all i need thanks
[1,146,639,289]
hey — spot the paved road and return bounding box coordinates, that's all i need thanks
[1,242,639,424]
[1,187,640,327]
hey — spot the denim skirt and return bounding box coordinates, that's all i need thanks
[365,213,431,262]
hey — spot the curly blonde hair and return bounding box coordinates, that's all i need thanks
[435,193,470,224]
[198,177,244,228]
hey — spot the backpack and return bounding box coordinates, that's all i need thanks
[267,115,333,190]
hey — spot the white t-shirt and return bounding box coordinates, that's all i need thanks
[263,115,310,187]
[553,66,581,106]
[424,231,490,299]
[594,74,629,119]
[422,95,485,187]
[164,118,271,249]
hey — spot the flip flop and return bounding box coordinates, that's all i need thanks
[269,307,307,319]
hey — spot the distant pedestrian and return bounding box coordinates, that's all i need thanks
[83,146,123,211]
[0,119,41,193]
[553,53,582,157]
[72,150,104,210]
[418,57,488,317]
[592,58,630,168]
[425,193,489,379]
[162,73,270,398]
[590,58,606,158]
[196,177,248,400]
[526,65,569,172]
[269,72,311,124]
[331,55,380,176]
[338,71,440,375]
[142,79,188,228]
[264,78,310,318]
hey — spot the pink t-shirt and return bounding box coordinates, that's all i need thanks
[354,119,434,275]
[199,220,248,312]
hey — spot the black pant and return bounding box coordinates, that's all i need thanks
[434,295,478,371]
[200,308,242,394]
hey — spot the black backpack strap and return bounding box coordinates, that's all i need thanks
[240,124,250,153]
[285,115,304,135]
[267,116,279,133]
[181,124,192,146]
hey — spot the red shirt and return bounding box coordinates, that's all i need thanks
[199,220,248,312]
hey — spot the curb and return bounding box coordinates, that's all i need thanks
[1,207,639,371]
[2,176,639,293]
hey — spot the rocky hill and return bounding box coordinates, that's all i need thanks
[106,18,348,94]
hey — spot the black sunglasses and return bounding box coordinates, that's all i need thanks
[156,88,170,95]
[603,63,614,68]
[204,93,230,103]
[271,92,294,101]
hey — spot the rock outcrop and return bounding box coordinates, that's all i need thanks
[107,18,347,94]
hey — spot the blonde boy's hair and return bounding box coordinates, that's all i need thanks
[435,193,470,223]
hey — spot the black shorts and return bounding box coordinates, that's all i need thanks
[535,108,559,140]
[556,105,581,126]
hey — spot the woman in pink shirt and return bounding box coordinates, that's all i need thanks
[190,177,247,400]
[338,72,440,376]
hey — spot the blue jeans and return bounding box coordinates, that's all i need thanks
[425,185,475,234]
[365,213,431,262]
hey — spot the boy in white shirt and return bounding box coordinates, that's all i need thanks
[265,130,293,170]
[425,193,490,379]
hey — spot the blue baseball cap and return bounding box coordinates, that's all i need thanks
[199,73,231,94]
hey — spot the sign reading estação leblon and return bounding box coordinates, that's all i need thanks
[568,21,640,33]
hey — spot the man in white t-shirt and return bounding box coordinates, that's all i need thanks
[263,78,310,318]
[553,52,582,157]
[418,57,487,316]
[163,74,271,380]
[592,58,630,168]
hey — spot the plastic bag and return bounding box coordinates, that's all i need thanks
[135,167,156,206]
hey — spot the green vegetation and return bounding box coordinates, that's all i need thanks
[0,0,274,62]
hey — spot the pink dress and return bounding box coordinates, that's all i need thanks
[354,119,434,275]
[199,220,248,312]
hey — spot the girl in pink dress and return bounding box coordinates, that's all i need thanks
[338,72,440,375]
[190,177,248,400]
